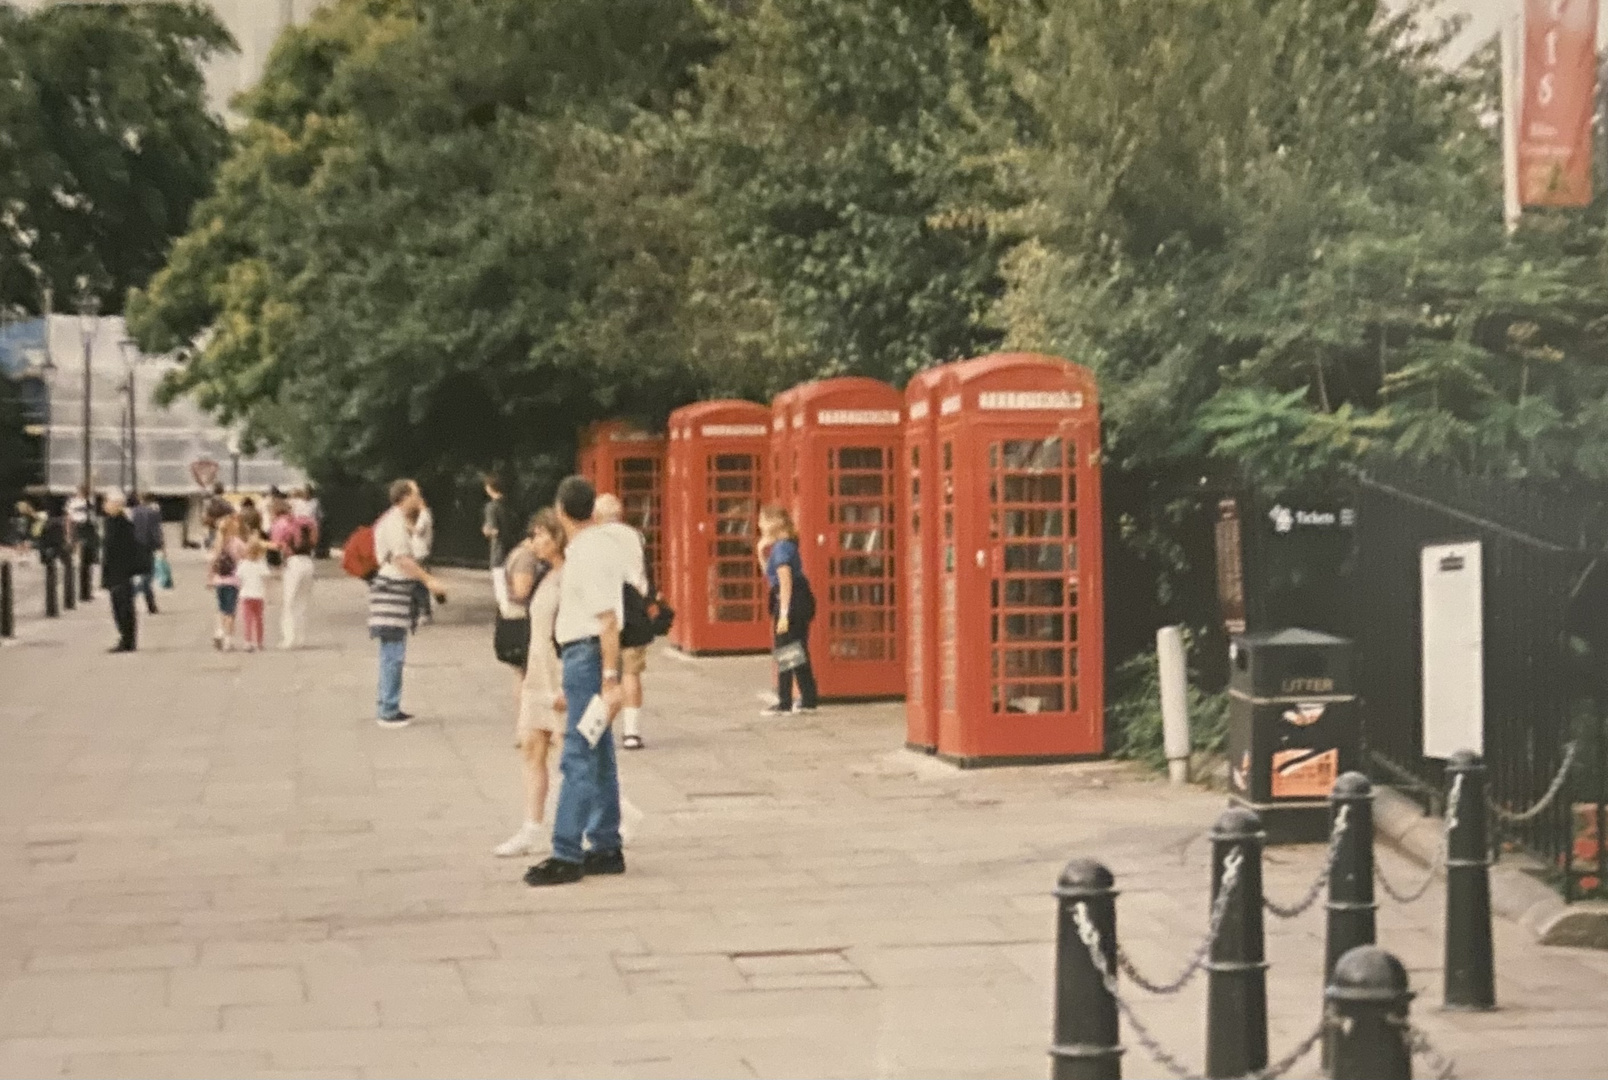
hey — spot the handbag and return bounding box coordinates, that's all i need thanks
[153,552,174,589]
[493,561,545,667]
[774,640,808,673]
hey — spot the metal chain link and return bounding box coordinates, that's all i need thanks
[1263,804,1349,919]
[1072,902,1329,1080]
[1375,772,1460,905]
[1394,1019,1459,1079]
[1117,848,1243,994]
[1488,741,1577,823]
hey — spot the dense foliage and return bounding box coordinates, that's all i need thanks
[0,1,232,317]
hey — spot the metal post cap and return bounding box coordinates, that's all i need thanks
[1445,749,1485,773]
[1326,946,1414,1003]
[1210,805,1266,842]
[1055,858,1116,900]
[1330,771,1373,801]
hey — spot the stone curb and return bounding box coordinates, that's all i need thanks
[1374,783,1608,950]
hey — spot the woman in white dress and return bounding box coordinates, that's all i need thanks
[494,509,567,857]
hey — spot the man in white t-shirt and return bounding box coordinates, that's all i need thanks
[593,493,650,751]
[367,479,448,728]
[523,476,626,887]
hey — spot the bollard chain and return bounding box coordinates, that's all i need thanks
[1073,901,1328,1080]
[1392,1019,1458,1080]
[1263,803,1349,919]
[1375,772,1460,905]
[1117,848,1242,994]
[1488,741,1576,824]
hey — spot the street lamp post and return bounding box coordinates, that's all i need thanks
[77,291,98,499]
[120,339,140,496]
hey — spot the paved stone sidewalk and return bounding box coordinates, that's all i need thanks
[1,553,1605,1079]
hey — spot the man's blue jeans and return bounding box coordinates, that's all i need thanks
[374,629,407,719]
[552,638,622,864]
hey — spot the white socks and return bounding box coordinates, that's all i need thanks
[621,707,641,738]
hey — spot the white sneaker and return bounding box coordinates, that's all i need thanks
[493,823,545,858]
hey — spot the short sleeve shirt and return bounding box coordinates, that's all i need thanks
[598,521,648,591]
[764,538,804,591]
[373,507,414,580]
[554,526,625,645]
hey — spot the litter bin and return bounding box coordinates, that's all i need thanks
[1226,628,1358,843]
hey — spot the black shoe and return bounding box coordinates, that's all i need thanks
[794,703,819,713]
[760,704,793,717]
[376,712,413,729]
[583,849,625,876]
[108,644,134,653]
[524,857,584,887]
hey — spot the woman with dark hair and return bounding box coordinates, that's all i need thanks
[757,504,818,715]
[495,509,567,858]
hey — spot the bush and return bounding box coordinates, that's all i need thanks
[1108,643,1229,771]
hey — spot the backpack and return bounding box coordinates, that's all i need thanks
[341,524,379,581]
[290,519,315,557]
[211,546,237,580]
[621,580,675,648]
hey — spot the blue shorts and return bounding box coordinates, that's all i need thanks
[215,585,240,615]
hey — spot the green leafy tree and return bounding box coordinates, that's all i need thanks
[0,1,233,315]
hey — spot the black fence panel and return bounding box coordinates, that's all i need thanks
[1352,469,1608,901]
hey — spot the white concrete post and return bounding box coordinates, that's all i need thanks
[1157,626,1191,785]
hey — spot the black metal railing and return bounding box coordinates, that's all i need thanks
[1351,467,1608,902]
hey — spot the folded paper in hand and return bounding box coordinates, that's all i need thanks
[577,695,611,748]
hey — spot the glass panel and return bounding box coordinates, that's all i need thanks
[1002,438,1062,471]
[1002,683,1065,713]
[1068,647,1079,677]
[715,541,751,557]
[836,447,885,470]
[620,476,656,492]
[942,442,952,470]
[990,580,999,608]
[832,610,890,632]
[831,638,890,660]
[1003,509,1063,538]
[1004,579,1064,607]
[1003,475,1062,503]
[839,504,885,524]
[988,443,999,469]
[1003,647,1064,677]
[714,475,754,493]
[835,583,888,606]
[839,529,885,552]
[835,555,889,578]
[715,497,755,516]
[619,458,657,473]
[911,446,921,467]
[1004,544,1063,572]
[715,582,755,600]
[715,518,753,536]
[1003,613,1065,642]
[1067,541,1079,571]
[714,454,753,471]
[715,562,752,579]
[837,475,885,497]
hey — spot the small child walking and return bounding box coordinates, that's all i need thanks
[238,537,271,652]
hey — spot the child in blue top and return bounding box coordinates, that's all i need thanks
[758,504,819,714]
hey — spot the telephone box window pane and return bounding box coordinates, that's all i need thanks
[716,562,752,579]
[1004,578,1064,607]
[944,544,955,572]
[714,475,754,493]
[1004,543,1063,572]
[835,555,889,578]
[1003,509,1064,538]
[715,518,753,537]
[1004,613,1064,641]
[1003,475,1062,503]
[942,442,953,470]
[988,443,999,469]
[911,446,921,467]
[714,454,752,471]
[839,529,885,552]
[840,504,886,524]
[836,447,885,470]
[1002,438,1062,471]
[619,458,656,473]
[1003,683,1065,713]
[990,580,999,608]
[833,610,890,632]
[1066,542,1079,571]
[716,540,750,557]
[715,498,755,516]
[835,584,888,606]
[1068,648,1079,676]
[715,582,755,600]
[837,475,885,497]
[1003,647,1064,677]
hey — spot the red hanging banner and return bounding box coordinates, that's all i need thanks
[1519,0,1598,207]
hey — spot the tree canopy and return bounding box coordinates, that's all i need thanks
[0,1,233,317]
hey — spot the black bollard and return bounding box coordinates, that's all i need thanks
[1323,772,1377,1070]
[44,557,58,617]
[1,560,12,638]
[1205,807,1268,1079]
[1444,750,1495,1010]
[61,551,75,610]
[1050,859,1123,1080]
[1326,945,1413,1080]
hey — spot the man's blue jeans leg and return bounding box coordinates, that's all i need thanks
[552,639,622,864]
[375,631,406,719]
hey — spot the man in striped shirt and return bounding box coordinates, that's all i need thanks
[369,479,448,728]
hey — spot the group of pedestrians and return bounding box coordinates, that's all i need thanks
[205,489,320,652]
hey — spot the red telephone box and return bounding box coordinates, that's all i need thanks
[933,354,1104,764]
[665,401,771,654]
[784,377,905,699]
[576,420,668,590]
[903,367,947,751]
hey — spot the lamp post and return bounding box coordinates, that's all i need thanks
[76,287,99,499]
[119,339,140,496]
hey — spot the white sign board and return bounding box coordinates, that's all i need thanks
[1421,541,1484,758]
